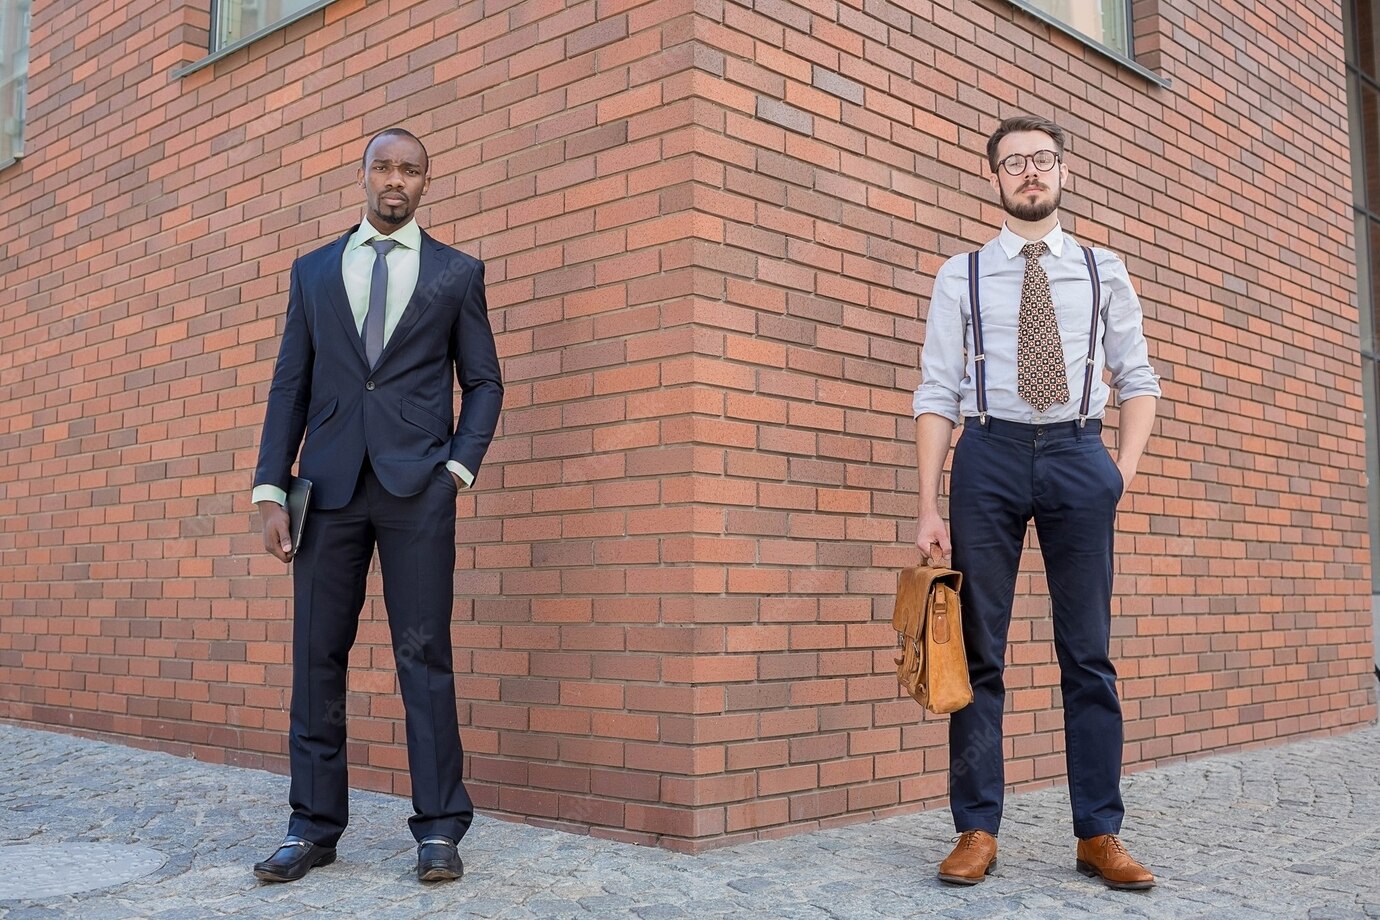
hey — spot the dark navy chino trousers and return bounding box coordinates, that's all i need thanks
[948,416,1126,840]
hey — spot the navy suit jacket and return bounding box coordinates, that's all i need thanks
[254,226,504,510]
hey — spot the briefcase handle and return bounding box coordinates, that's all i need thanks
[920,540,948,567]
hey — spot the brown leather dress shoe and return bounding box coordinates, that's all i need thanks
[937,829,997,885]
[1076,834,1155,890]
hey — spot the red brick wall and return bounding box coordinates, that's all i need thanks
[0,0,1373,851]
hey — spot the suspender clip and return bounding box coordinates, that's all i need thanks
[1077,415,1088,428]
[978,411,988,425]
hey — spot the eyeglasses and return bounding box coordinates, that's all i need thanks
[998,150,1060,176]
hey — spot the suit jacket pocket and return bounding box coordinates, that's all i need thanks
[306,398,337,435]
[399,397,450,443]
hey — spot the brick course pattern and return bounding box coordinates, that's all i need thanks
[0,0,1374,851]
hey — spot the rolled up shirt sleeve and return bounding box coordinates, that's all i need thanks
[1097,251,1161,404]
[913,254,968,422]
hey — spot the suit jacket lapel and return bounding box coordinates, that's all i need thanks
[321,227,368,368]
[375,230,443,368]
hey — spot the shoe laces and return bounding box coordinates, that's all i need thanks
[954,830,985,850]
[1102,835,1130,859]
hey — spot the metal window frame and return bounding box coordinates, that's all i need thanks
[0,0,30,170]
[1004,0,1170,89]
[177,0,335,78]
[1346,0,1380,593]
[1354,63,1380,236]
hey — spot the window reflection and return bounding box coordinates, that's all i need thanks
[214,0,321,50]
[0,0,29,165]
[1024,0,1130,56]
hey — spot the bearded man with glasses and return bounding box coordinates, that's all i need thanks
[912,115,1161,890]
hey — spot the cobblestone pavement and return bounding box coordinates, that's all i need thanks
[0,722,1377,919]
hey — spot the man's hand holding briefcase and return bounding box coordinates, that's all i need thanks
[893,550,973,714]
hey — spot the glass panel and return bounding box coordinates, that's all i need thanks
[1365,353,1380,593]
[1351,73,1368,211]
[1362,214,1377,351]
[1369,218,1380,350]
[1024,0,1131,56]
[0,0,29,164]
[214,0,321,50]
[1361,80,1380,207]
[1367,218,1380,593]
[1098,0,1128,55]
[1350,0,1380,594]
[1347,0,1358,67]
[1359,0,1380,80]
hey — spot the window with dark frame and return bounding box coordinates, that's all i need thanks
[0,0,29,167]
[1016,0,1132,57]
[1344,0,1380,592]
[211,0,323,51]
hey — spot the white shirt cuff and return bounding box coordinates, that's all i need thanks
[252,484,288,507]
[446,461,475,489]
[256,466,474,504]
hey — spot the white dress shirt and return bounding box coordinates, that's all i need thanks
[913,223,1161,423]
[252,218,472,509]
[341,217,423,346]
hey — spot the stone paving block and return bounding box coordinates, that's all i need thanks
[631,904,690,919]
[1307,909,1371,920]
[288,882,351,908]
[51,904,143,920]
[0,908,69,920]
[725,876,775,894]
[762,907,833,920]
[1,723,1379,918]
[150,908,234,919]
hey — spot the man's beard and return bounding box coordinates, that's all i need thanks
[1001,182,1061,222]
[372,202,409,226]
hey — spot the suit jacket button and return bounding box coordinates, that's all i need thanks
[365,381,376,391]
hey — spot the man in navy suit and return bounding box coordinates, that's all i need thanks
[250,128,502,884]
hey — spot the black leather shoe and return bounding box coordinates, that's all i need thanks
[253,835,336,882]
[416,835,463,882]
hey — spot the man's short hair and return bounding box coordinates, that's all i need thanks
[362,128,429,173]
[985,116,1067,172]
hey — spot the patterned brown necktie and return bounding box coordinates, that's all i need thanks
[1017,241,1069,412]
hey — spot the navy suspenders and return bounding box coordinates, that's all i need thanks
[967,244,1102,426]
[966,251,990,424]
[1077,245,1102,426]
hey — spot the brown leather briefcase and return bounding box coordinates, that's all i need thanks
[893,563,973,714]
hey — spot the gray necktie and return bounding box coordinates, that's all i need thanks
[365,239,398,367]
